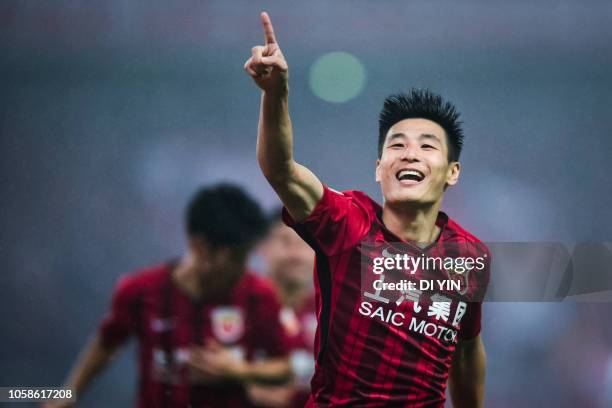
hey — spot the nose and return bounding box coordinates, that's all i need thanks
[400,145,420,162]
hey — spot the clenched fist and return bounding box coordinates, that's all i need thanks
[244,12,289,94]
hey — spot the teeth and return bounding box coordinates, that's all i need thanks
[398,170,424,180]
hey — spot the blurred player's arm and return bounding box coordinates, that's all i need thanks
[241,357,291,383]
[448,334,486,408]
[62,334,120,396]
[246,383,295,408]
[45,275,137,407]
[42,334,121,408]
[244,12,323,222]
[187,341,291,384]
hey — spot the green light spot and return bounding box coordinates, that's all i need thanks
[309,52,366,103]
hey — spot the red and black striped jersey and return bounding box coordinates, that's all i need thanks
[99,262,288,408]
[284,185,490,407]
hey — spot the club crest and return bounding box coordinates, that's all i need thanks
[211,307,245,344]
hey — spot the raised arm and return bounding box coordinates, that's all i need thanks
[244,12,323,222]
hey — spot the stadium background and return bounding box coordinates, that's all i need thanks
[1,1,611,406]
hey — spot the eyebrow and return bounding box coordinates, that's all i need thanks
[387,133,441,143]
[387,133,407,142]
[419,133,441,143]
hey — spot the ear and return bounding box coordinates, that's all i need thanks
[375,159,382,183]
[446,161,461,186]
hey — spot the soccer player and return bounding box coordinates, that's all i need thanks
[244,12,490,408]
[46,184,291,408]
[247,209,316,407]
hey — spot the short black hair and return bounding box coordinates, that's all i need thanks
[378,89,464,162]
[186,183,268,248]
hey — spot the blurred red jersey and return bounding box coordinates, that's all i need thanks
[279,297,317,407]
[280,297,317,352]
[99,262,288,408]
[284,185,490,407]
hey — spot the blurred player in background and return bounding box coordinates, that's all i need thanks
[45,183,290,408]
[245,12,489,408]
[247,209,316,407]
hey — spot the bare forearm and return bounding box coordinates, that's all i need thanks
[256,90,323,221]
[257,90,294,181]
[247,383,295,408]
[246,13,323,221]
[63,335,118,397]
[238,357,291,384]
[449,336,486,408]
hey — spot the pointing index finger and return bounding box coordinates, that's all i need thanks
[261,12,277,45]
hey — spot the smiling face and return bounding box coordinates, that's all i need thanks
[376,118,460,208]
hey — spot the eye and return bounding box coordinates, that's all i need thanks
[388,143,404,149]
[421,144,436,150]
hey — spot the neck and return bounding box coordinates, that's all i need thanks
[173,253,205,299]
[382,200,442,246]
[172,252,243,300]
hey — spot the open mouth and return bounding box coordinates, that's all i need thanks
[396,169,425,183]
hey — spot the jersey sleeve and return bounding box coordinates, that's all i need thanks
[251,282,290,357]
[98,275,140,349]
[282,185,372,256]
